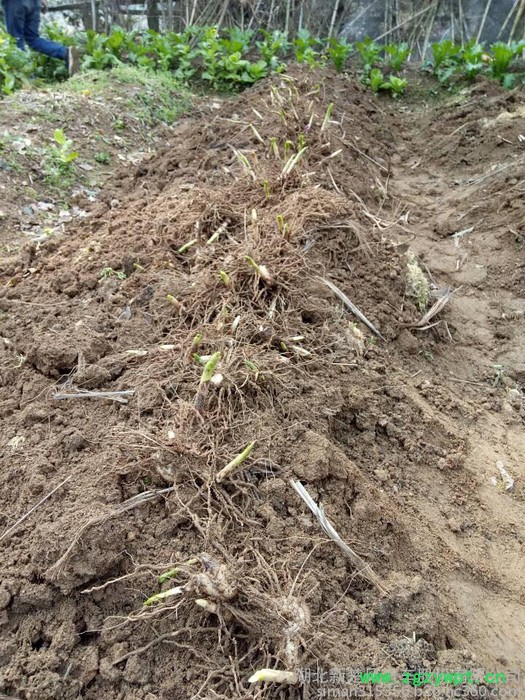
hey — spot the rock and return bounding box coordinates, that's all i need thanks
[374,468,389,483]
[513,365,525,383]
[99,657,121,682]
[397,328,419,354]
[12,582,54,612]
[21,405,50,425]
[63,432,88,452]
[447,517,462,533]
[0,587,12,610]
[78,647,99,686]
[291,431,357,481]
[23,328,110,377]
[124,654,151,684]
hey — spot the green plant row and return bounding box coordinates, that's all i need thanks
[1,23,524,97]
[429,38,525,88]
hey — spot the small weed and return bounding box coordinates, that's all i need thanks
[113,116,125,130]
[43,128,78,186]
[406,252,429,313]
[94,151,111,164]
[493,364,506,387]
[100,266,127,280]
[419,349,434,362]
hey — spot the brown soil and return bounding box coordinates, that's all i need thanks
[0,69,524,700]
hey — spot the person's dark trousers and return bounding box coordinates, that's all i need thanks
[2,0,67,61]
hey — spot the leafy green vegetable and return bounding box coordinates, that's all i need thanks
[384,42,409,72]
[327,37,352,72]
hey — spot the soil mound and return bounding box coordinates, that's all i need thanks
[0,70,523,699]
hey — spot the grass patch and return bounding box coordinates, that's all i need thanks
[66,65,191,125]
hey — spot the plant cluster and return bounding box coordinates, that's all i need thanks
[1,22,524,98]
[430,39,525,88]
[357,38,409,97]
[0,31,31,94]
[0,23,356,94]
[42,128,78,186]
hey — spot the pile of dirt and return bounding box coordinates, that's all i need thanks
[0,69,524,700]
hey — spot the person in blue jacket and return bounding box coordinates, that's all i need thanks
[2,0,79,75]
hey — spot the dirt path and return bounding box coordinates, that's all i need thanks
[0,72,523,699]
[390,86,525,668]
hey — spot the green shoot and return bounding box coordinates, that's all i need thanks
[406,252,429,312]
[290,344,311,357]
[178,238,198,253]
[249,669,298,684]
[215,441,255,482]
[321,103,334,133]
[268,137,279,159]
[200,352,221,384]
[276,214,288,238]
[219,270,231,286]
[207,220,229,245]
[233,148,256,181]
[262,180,271,199]
[158,567,179,583]
[144,585,184,606]
[282,146,307,176]
[166,294,183,311]
[158,559,199,584]
[245,256,272,283]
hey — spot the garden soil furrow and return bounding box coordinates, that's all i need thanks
[0,70,524,700]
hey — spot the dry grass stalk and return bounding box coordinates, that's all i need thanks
[53,389,135,404]
[320,276,385,340]
[0,475,72,543]
[291,480,390,595]
[410,288,454,329]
